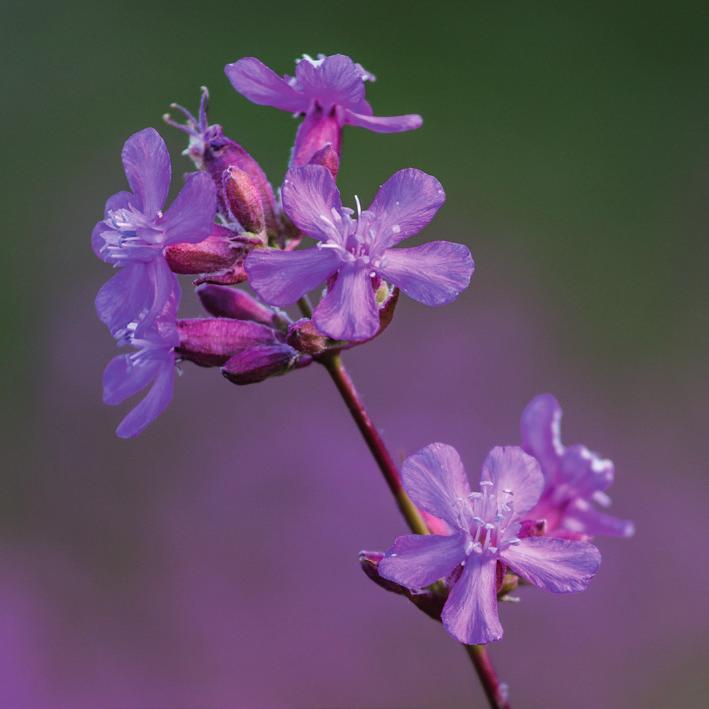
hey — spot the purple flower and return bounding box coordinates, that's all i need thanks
[225,54,422,168]
[92,127,217,337]
[378,444,601,645]
[245,165,474,341]
[102,294,180,439]
[521,394,635,539]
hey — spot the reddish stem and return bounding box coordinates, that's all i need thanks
[466,645,511,708]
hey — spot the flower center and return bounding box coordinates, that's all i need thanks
[100,207,164,264]
[118,321,175,368]
[315,199,382,270]
[463,481,520,556]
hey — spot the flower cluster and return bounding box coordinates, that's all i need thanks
[92,51,632,665]
[93,54,471,436]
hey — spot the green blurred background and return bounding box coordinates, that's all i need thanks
[2,2,708,707]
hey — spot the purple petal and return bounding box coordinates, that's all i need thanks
[245,247,340,306]
[376,241,474,306]
[402,443,471,530]
[500,537,601,593]
[313,263,379,341]
[480,446,544,517]
[344,109,423,133]
[91,220,107,260]
[115,358,175,439]
[104,190,136,216]
[121,128,171,216]
[295,54,364,109]
[281,165,345,243]
[134,258,181,337]
[103,354,161,405]
[378,533,467,589]
[95,263,150,336]
[564,499,635,538]
[520,394,564,480]
[441,554,502,645]
[560,444,614,496]
[225,57,305,113]
[162,172,217,245]
[368,168,445,248]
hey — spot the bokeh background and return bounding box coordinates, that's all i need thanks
[2,2,708,707]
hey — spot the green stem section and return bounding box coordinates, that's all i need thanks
[316,348,510,708]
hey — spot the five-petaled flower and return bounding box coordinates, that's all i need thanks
[378,443,601,645]
[225,54,422,168]
[245,165,474,341]
[521,394,635,539]
[92,127,217,338]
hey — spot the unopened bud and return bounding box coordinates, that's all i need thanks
[196,284,277,325]
[165,225,241,275]
[286,319,328,355]
[176,318,277,367]
[223,166,266,235]
[222,344,309,385]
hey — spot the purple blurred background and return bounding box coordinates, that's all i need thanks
[3,2,708,707]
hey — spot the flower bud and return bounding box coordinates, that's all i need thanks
[286,319,328,355]
[222,344,309,385]
[223,166,266,235]
[164,225,242,275]
[196,284,277,325]
[176,318,277,367]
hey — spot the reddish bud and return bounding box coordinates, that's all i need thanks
[223,166,266,235]
[222,344,309,385]
[196,284,277,325]
[176,318,277,367]
[164,225,242,275]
